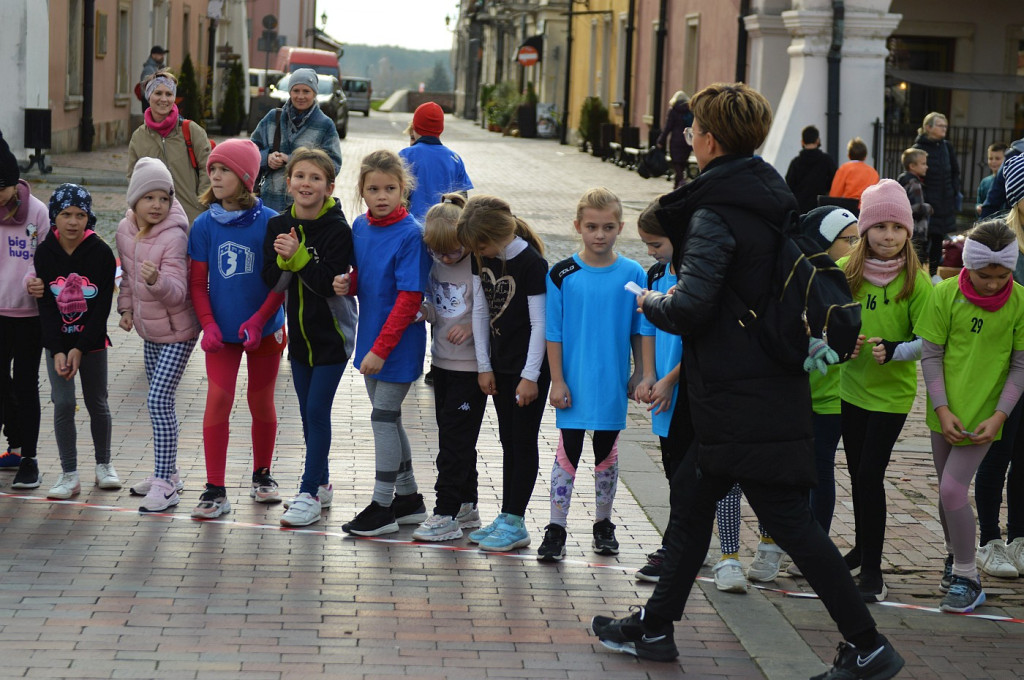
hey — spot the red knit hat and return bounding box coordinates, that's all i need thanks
[857,179,914,236]
[412,102,445,137]
[207,139,261,192]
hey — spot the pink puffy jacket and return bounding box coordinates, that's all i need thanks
[116,199,200,344]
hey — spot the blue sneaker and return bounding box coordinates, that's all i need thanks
[0,448,22,469]
[468,513,508,544]
[479,515,531,552]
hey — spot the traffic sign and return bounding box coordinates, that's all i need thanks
[517,45,539,67]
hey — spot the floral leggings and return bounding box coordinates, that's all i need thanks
[549,429,619,526]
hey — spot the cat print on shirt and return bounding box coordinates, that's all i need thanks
[431,279,468,319]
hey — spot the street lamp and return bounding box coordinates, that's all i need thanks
[321,12,328,31]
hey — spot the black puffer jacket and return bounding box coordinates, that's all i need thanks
[912,133,961,235]
[643,155,815,487]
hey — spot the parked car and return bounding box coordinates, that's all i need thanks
[248,68,285,99]
[341,77,372,117]
[270,73,350,139]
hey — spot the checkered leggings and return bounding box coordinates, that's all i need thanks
[143,338,197,480]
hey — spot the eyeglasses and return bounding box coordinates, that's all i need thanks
[839,236,860,246]
[428,246,465,261]
[683,127,694,145]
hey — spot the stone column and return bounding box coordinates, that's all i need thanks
[0,0,49,160]
[744,12,791,114]
[760,0,901,172]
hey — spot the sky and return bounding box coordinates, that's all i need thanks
[322,0,460,52]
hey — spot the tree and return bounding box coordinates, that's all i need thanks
[177,54,203,124]
[218,62,245,136]
[425,60,451,92]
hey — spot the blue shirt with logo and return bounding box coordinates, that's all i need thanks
[187,206,284,342]
[639,265,683,437]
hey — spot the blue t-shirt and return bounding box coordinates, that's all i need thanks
[187,207,284,342]
[399,138,474,224]
[639,264,682,437]
[546,253,646,430]
[351,212,431,383]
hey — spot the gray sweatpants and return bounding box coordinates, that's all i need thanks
[45,349,112,473]
[364,376,418,505]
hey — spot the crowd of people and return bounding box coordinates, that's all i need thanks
[4,75,1024,680]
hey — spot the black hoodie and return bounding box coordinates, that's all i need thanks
[262,199,356,366]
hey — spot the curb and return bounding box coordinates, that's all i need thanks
[617,439,827,679]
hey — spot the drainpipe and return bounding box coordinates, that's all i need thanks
[651,0,668,132]
[735,0,750,82]
[560,3,573,145]
[826,1,844,165]
[621,0,636,125]
[79,0,96,151]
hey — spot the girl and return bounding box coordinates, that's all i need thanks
[333,150,431,537]
[188,139,286,519]
[411,193,487,542]
[974,156,1024,579]
[633,200,744,592]
[128,70,211,225]
[538,187,645,562]
[262,147,355,528]
[456,195,550,552]
[117,158,200,513]
[838,179,932,602]
[915,219,1024,613]
[31,184,118,499]
[0,134,49,489]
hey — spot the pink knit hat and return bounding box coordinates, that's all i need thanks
[127,157,174,208]
[857,179,914,236]
[207,139,261,192]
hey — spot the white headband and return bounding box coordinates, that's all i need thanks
[962,238,1019,272]
[145,75,177,101]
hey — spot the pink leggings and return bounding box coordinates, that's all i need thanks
[203,333,283,486]
[931,432,991,578]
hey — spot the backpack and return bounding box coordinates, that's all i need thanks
[722,211,862,372]
[253,109,283,197]
[182,119,216,186]
[637,146,669,179]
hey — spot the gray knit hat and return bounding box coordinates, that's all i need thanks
[289,68,319,94]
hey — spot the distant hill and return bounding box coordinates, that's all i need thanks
[340,44,454,96]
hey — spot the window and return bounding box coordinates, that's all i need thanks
[588,20,597,97]
[153,0,169,48]
[614,13,627,106]
[646,19,659,119]
[602,16,612,104]
[115,6,130,95]
[67,0,83,99]
[183,6,191,57]
[683,14,700,96]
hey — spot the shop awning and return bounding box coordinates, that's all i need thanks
[887,68,1024,93]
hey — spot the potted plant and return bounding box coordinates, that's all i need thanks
[577,96,610,155]
[486,81,518,132]
[479,83,496,128]
[218,61,245,136]
[177,54,202,124]
[517,82,538,138]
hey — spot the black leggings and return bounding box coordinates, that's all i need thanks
[492,370,550,517]
[560,429,618,468]
[840,400,908,576]
[0,316,43,458]
[975,396,1024,544]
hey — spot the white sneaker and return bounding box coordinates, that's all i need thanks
[747,541,786,582]
[48,471,81,500]
[977,539,1019,578]
[412,514,463,541]
[1007,537,1024,573]
[131,470,183,496]
[280,492,322,527]
[95,463,122,490]
[713,558,748,593]
[139,477,179,513]
[455,502,482,529]
[284,484,333,509]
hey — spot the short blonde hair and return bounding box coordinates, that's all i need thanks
[901,148,926,170]
[575,187,622,222]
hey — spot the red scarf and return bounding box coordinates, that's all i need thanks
[958,267,1013,312]
[144,104,180,138]
[367,205,408,227]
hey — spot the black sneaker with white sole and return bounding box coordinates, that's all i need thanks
[857,571,887,602]
[592,518,619,555]
[590,606,678,662]
[636,548,667,583]
[392,492,428,525]
[342,501,399,536]
[939,553,954,593]
[11,457,41,489]
[810,635,904,680]
[537,523,567,562]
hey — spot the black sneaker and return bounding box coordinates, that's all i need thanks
[342,501,399,536]
[939,553,954,593]
[940,575,986,613]
[636,548,667,583]
[810,634,904,680]
[537,523,567,562]
[590,606,678,662]
[11,456,41,489]
[249,467,281,504]
[423,368,434,386]
[392,492,428,525]
[843,546,861,576]
[593,518,619,555]
[858,571,887,603]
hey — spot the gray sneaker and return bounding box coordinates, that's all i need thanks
[747,541,785,582]
[940,575,986,613]
[412,514,463,541]
[455,502,482,529]
[712,558,748,593]
[94,463,122,490]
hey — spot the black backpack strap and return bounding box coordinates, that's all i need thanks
[723,209,799,328]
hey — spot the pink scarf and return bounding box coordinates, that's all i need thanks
[144,104,180,138]
[958,267,1013,312]
[862,257,905,287]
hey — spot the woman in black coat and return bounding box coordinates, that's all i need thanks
[656,91,694,189]
[912,112,961,276]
